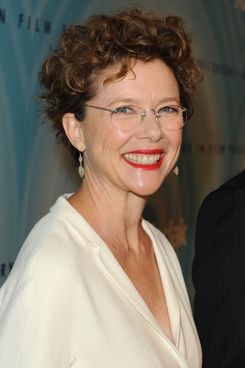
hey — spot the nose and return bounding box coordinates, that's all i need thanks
[136,109,163,142]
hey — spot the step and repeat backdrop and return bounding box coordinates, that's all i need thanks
[0,0,244,300]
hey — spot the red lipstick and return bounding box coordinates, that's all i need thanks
[127,149,164,154]
[123,149,164,170]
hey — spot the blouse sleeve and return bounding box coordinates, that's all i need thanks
[0,238,76,368]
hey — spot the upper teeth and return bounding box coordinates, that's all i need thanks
[124,153,161,164]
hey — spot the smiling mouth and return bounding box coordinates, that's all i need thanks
[123,153,162,165]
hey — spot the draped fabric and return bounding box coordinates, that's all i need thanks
[0,195,201,367]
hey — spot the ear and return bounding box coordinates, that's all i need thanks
[62,113,86,152]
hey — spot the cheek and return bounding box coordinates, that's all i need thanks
[168,130,182,150]
[83,125,132,161]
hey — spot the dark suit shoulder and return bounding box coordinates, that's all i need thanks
[198,185,232,219]
[220,169,245,191]
[199,169,245,214]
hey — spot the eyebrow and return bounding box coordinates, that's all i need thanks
[107,96,180,106]
[107,98,136,106]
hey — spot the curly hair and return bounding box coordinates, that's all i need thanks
[39,7,202,163]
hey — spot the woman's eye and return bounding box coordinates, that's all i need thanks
[113,106,136,115]
[158,105,179,115]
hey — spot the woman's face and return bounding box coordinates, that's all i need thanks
[78,59,182,197]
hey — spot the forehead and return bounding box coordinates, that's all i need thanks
[93,59,179,103]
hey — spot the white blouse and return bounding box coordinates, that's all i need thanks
[0,195,201,367]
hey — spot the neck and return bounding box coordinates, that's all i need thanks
[68,176,149,256]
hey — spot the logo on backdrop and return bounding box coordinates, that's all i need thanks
[182,143,245,155]
[197,58,245,80]
[0,7,66,33]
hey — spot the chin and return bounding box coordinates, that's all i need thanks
[131,182,163,197]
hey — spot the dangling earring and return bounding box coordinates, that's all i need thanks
[173,166,179,176]
[78,152,84,179]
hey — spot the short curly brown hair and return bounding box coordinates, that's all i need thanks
[39,7,202,163]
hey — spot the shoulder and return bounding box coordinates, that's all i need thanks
[14,212,81,279]
[198,169,245,217]
[0,199,88,366]
[206,169,245,202]
[15,194,97,270]
[221,169,245,191]
[1,196,98,304]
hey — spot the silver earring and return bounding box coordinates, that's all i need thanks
[173,166,179,176]
[78,152,84,179]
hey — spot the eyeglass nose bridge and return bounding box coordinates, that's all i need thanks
[139,109,162,128]
[139,110,147,120]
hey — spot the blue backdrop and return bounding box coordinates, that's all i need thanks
[0,0,244,302]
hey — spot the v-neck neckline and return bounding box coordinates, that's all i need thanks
[51,195,182,353]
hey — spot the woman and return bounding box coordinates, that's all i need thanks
[0,7,202,368]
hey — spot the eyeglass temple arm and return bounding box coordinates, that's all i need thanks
[84,104,113,113]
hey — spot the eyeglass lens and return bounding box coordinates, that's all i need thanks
[111,107,186,131]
